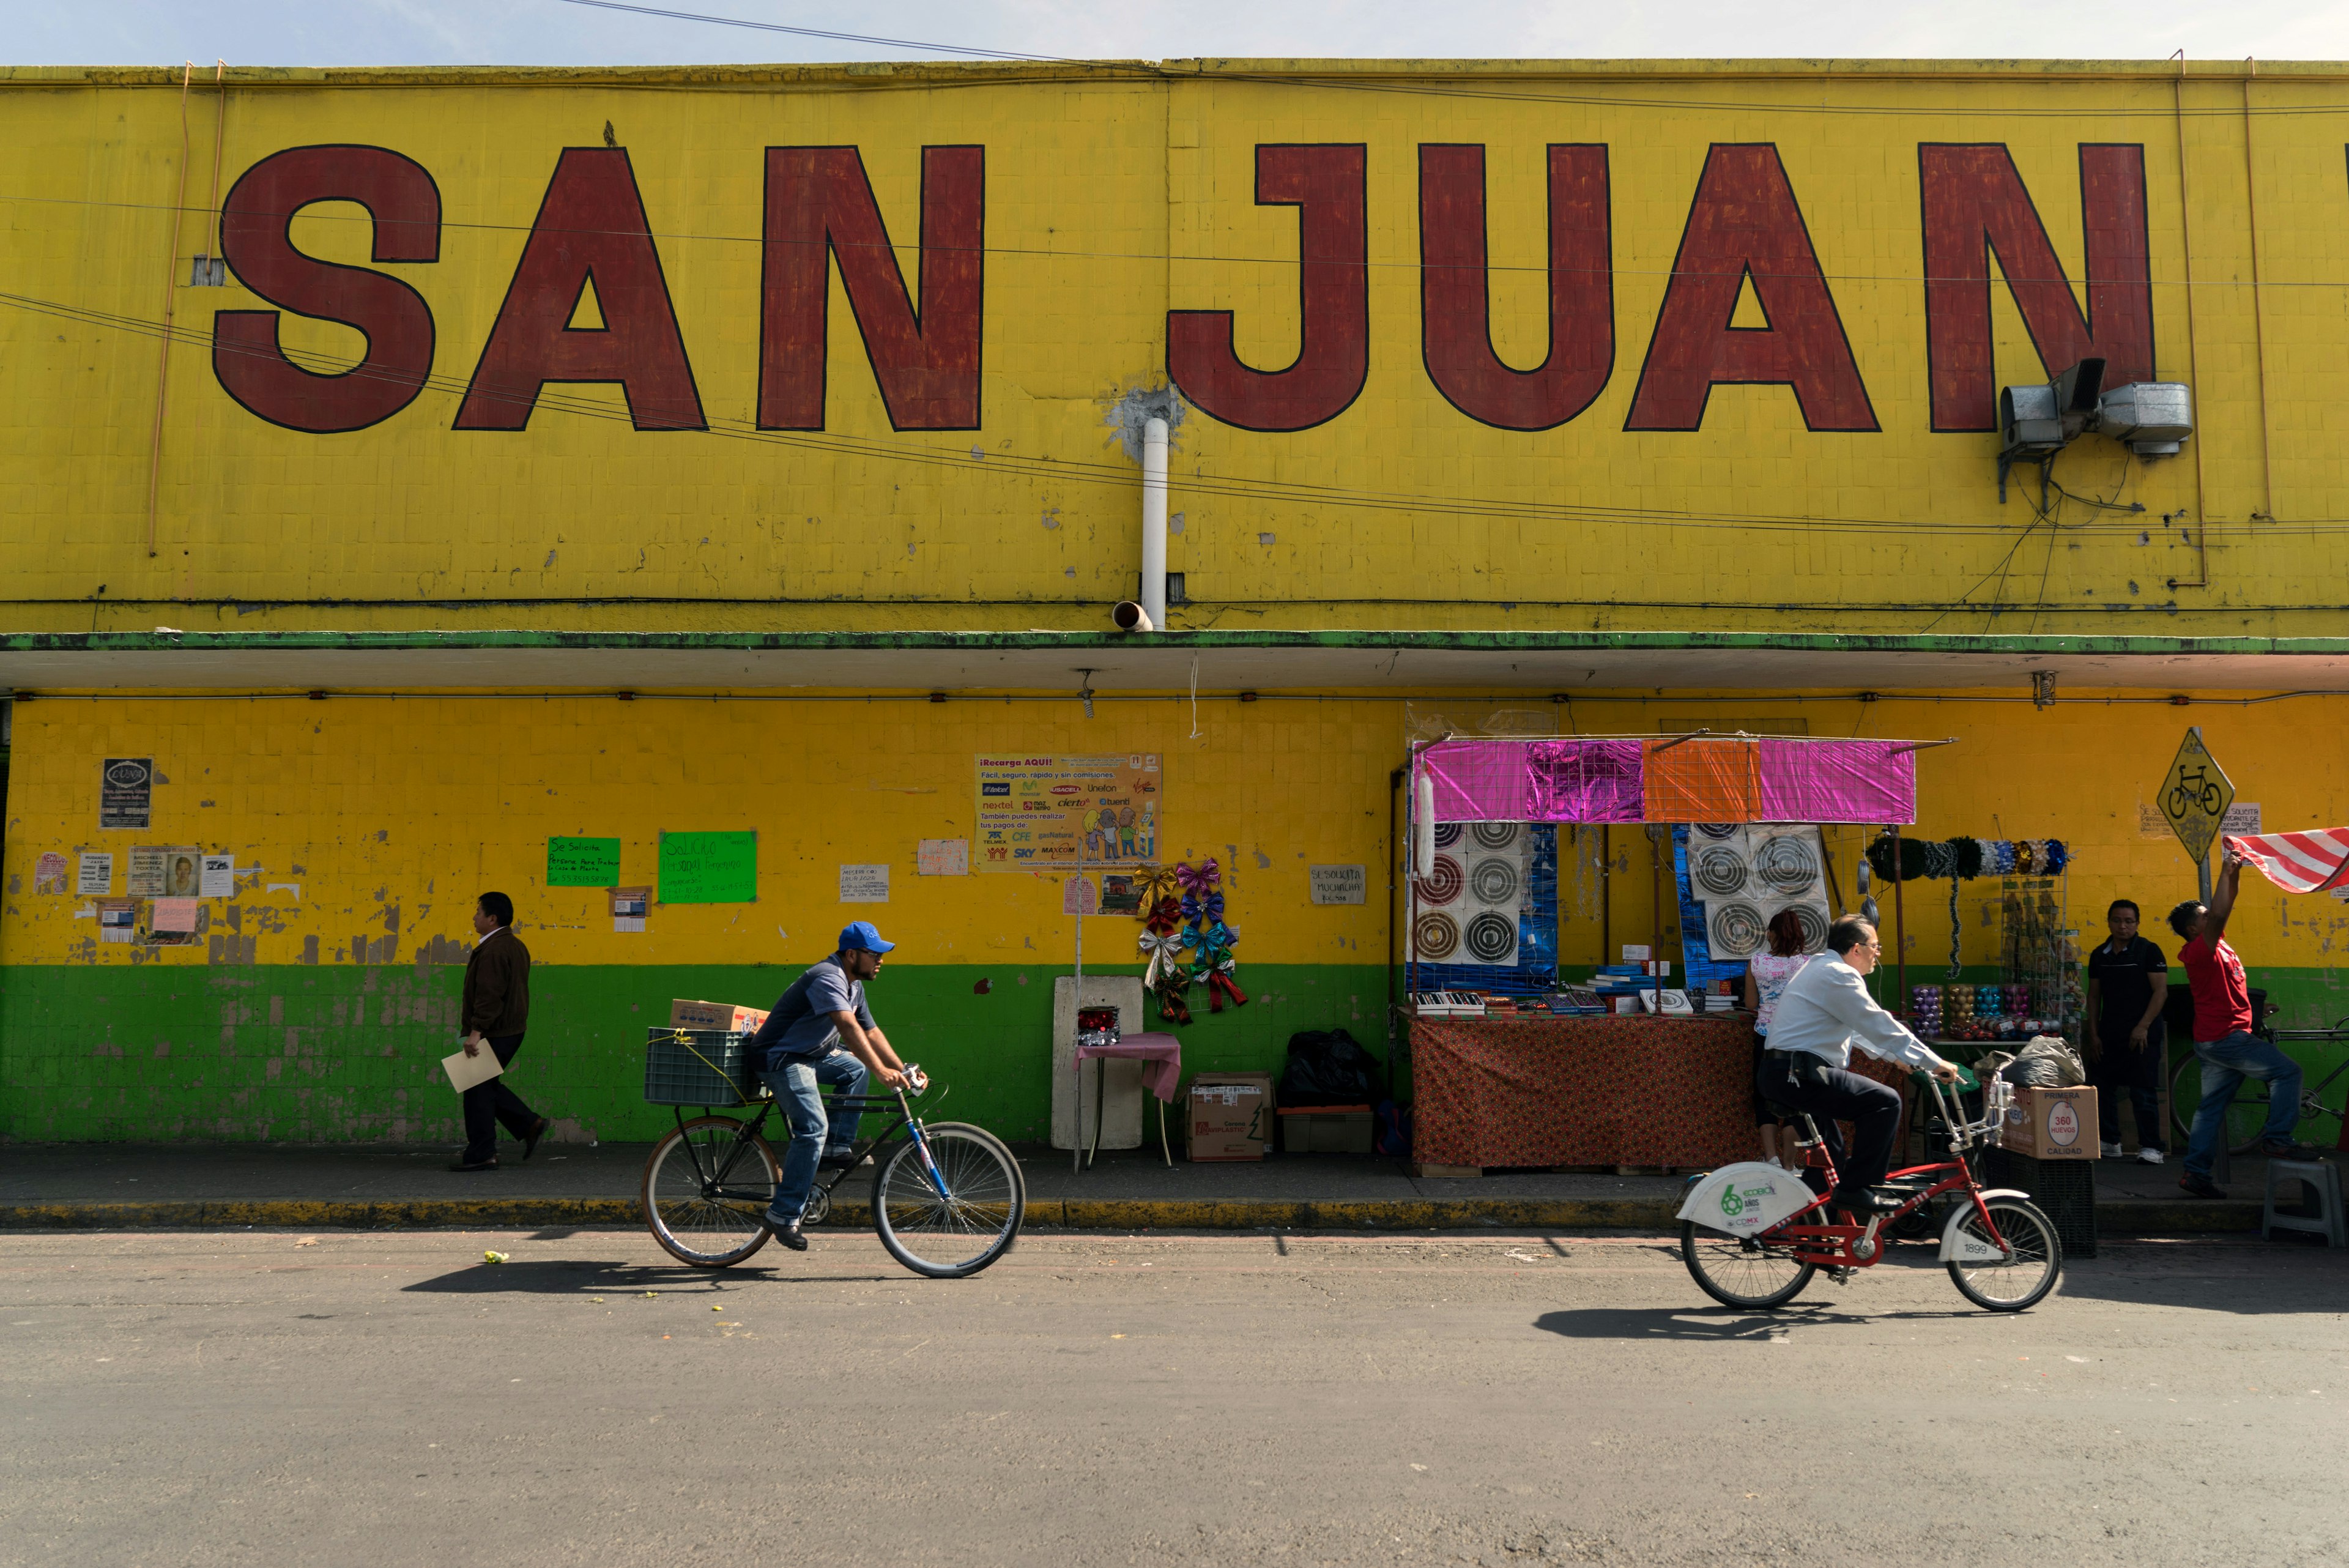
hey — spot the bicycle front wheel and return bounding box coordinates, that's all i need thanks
[1945,1197,2062,1312]
[1680,1222,1815,1310]
[872,1121,1025,1279]
[642,1116,781,1268]
[2169,1054,2278,1155]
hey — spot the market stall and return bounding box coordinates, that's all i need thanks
[1403,732,1939,1170]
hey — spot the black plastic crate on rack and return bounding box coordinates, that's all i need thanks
[1982,1146,2097,1259]
[643,1027,762,1107]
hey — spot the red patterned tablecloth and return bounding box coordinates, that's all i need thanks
[1411,1016,1914,1169]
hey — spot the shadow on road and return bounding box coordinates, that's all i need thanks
[2044,1246,2349,1313]
[1532,1303,1972,1340]
[401,1259,895,1294]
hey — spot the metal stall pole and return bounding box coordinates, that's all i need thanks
[1890,823,1906,1010]
[1072,835,1085,1175]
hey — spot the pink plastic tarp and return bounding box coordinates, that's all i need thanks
[1417,736,1916,824]
[1755,739,1917,825]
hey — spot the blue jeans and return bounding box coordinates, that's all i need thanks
[759,1050,870,1224]
[2183,1030,2304,1177]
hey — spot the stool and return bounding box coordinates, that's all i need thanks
[2262,1159,2347,1247]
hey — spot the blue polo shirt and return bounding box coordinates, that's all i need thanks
[749,955,875,1072]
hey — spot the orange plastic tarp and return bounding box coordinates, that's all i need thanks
[1640,736,1761,823]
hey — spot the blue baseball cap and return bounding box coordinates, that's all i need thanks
[838,920,896,954]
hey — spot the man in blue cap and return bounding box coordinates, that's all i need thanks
[746,921,911,1250]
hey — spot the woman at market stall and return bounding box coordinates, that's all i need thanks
[1743,909,1816,1172]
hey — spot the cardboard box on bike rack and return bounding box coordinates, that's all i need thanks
[669,998,771,1035]
[2000,1084,2098,1160]
[1187,1073,1274,1161]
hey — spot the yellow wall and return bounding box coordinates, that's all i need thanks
[9,688,2349,986]
[5,61,2348,639]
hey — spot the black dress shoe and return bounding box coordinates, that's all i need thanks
[2179,1172,2227,1198]
[521,1118,551,1161]
[817,1149,867,1170]
[1831,1187,1904,1215]
[763,1215,809,1251]
[448,1157,499,1173]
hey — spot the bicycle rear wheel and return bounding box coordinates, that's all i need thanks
[1680,1222,1815,1310]
[642,1116,781,1268]
[872,1121,1025,1279]
[1945,1197,2062,1312]
[2169,1054,2281,1156]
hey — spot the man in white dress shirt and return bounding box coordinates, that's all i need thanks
[1758,916,1962,1214]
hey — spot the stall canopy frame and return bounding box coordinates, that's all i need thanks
[1404,732,1951,1004]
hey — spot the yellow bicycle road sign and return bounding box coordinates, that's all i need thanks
[2158,727,2235,864]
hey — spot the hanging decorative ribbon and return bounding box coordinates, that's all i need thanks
[1180,888,1226,926]
[1132,864,1180,917]
[1204,959,1249,1013]
[1174,859,1220,896]
[1143,895,1184,936]
[1138,929,1186,989]
[1153,960,1194,1025]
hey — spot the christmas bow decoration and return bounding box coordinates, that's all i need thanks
[1152,960,1194,1025]
[1138,929,1186,988]
[1132,864,1180,916]
[1190,923,1245,1011]
[1143,895,1185,936]
[1174,859,1220,896]
[1180,888,1225,926]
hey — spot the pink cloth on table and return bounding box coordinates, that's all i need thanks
[1756,738,1916,824]
[1074,1031,1182,1102]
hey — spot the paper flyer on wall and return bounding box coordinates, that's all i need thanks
[126,845,201,898]
[76,852,113,895]
[974,754,1160,871]
[34,852,69,894]
[199,855,235,897]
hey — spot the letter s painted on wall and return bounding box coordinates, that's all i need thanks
[212,145,441,434]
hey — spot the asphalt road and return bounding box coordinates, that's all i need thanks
[4,1227,2343,1566]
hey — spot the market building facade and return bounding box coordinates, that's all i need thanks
[5,57,2349,1145]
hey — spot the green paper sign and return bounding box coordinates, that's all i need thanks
[659,831,758,904]
[546,836,622,887]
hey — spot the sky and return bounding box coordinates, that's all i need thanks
[17,0,2349,69]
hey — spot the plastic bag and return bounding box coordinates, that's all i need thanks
[1278,1028,1384,1106]
[1993,1035,2086,1089]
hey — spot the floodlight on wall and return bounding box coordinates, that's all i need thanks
[2095,382,2195,456]
[1996,357,2105,501]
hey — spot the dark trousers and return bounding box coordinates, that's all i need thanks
[461,1032,538,1164]
[2090,1027,2165,1151]
[1757,1050,1904,1195]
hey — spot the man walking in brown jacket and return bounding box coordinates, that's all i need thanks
[450,891,549,1172]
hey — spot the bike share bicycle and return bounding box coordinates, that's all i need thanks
[1678,1068,2063,1312]
[638,1029,1024,1279]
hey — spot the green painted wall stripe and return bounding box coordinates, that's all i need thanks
[0,962,1392,1144]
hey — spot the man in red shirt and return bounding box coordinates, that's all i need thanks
[2169,855,2321,1197]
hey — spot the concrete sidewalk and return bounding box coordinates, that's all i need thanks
[0,1139,2296,1234]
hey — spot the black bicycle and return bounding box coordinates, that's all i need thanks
[639,1068,1025,1278]
[2169,1012,2349,1156]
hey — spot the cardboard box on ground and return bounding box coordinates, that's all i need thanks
[1280,1109,1375,1155]
[1187,1074,1274,1162]
[2001,1085,2099,1160]
[670,998,771,1034]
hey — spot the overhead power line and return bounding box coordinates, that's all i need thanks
[543,0,2349,121]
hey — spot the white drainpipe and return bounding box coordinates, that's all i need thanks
[1140,416,1168,628]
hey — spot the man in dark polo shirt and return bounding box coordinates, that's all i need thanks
[450,891,550,1172]
[2085,899,2169,1164]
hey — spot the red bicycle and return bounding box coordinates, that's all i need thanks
[1679,1071,2063,1313]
